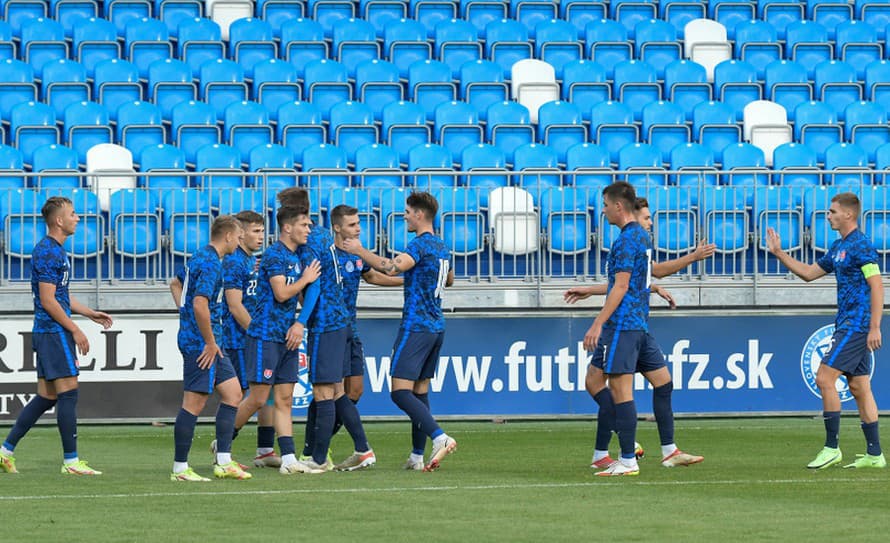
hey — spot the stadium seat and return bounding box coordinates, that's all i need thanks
[683,18,731,82]
[486,100,534,165]
[512,142,560,191]
[10,101,59,167]
[32,144,80,188]
[206,0,252,40]
[772,142,820,187]
[20,17,68,78]
[641,100,690,164]
[510,59,560,124]
[762,1,802,40]
[171,100,221,164]
[256,0,305,35]
[224,100,273,161]
[148,58,196,121]
[844,101,889,165]
[302,143,349,206]
[0,145,26,189]
[762,60,811,117]
[327,185,377,249]
[331,17,379,76]
[664,0,704,38]
[384,18,432,78]
[63,101,113,164]
[537,100,585,164]
[722,142,768,193]
[200,59,249,122]
[664,59,711,122]
[590,100,637,164]
[177,17,225,75]
[162,187,213,256]
[355,59,403,121]
[734,20,780,77]
[460,60,509,122]
[585,18,631,77]
[435,100,483,160]
[488,186,539,255]
[229,17,276,79]
[42,59,91,121]
[125,17,173,79]
[794,100,842,164]
[382,100,431,164]
[408,143,454,190]
[534,19,582,78]
[618,142,666,189]
[409,60,457,122]
[692,100,741,164]
[670,142,716,188]
[86,143,136,211]
[160,0,203,37]
[813,0,853,39]
[118,100,165,158]
[613,60,661,122]
[755,185,803,253]
[814,60,863,118]
[248,143,299,205]
[461,143,509,200]
[824,142,871,188]
[714,60,762,123]
[329,100,378,163]
[743,100,791,166]
[354,143,402,193]
[644,185,698,253]
[635,19,681,79]
[4,0,48,35]
[435,18,482,78]
[561,60,610,122]
[303,59,352,120]
[252,59,301,118]
[861,185,890,252]
[278,101,326,163]
[540,186,590,255]
[281,18,328,74]
[700,186,750,254]
[0,59,38,121]
[378,185,410,253]
[363,0,406,38]
[72,17,120,76]
[433,186,484,255]
[54,0,99,37]
[109,187,161,259]
[309,0,355,38]
[195,143,244,197]
[139,143,189,193]
[785,20,831,76]
[565,142,611,191]
[93,59,142,122]
[4,188,50,257]
[216,186,266,216]
[836,21,882,79]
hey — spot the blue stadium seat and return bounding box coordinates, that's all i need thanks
[355,59,403,122]
[63,101,113,164]
[714,60,761,122]
[670,142,716,188]
[772,142,819,187]
[200,59,249,122]
[385,18,432,78]
[177,17,225,75]
[216,187,266,216]
[461,143,508,198]
[277,101,326,162]
[329,100,378,163]
[824,142,871,187]
[303,59,352,120]
[125,17,172,79]
[722,142,768,192]
[0,15,16,60]
[0,145,26,189]
[171,100,220,164]
[139,143,188,192]
[561,59,609,121]
[435,18,481,78]
[0,59,38,121]
[310,0,355,38]
[148,58,196,120]
[485,18,532,78]
[32,144,80,188]
[354,143,402,193]
[754,185,803,253]
[618,142,665,189]
[641,100,689,164]
[4,188,50,257]
[812,0,853,39]
[378,185,411,253]
[435,100,483,160]
[644,184,698,253]
[664,0,704,38]
[160,0,203,37]
[634,18,681,78]
[764,60,812,117]
[252,59,300,118]
[408,143,454,189]
[10,101,59,166]
[412,0,456,38]
[460,60,508,122]
[117,100,165,157]
[663,59,710,122]
[3,0,48,35]
[865,59,890,117]
[803,184,851,251]
[814,60,863,119]
[734,20,781,78]
[363,0,406,38]
[794,100,841,163]
[486,100,534,164]
[256,0,305,36]
[714,1,754,40]
[280,17,328,74]
[693,100,741,163]
[535,19,582,78]
[93,59,142,121]
[700,186,750,254]
[248,143,299,204]
[162,187,212,256]
[565,142,611,191]
[20,17,68,78]
[195,143,244,198]
[409,59,457,122]
[54,0,99,38]
[71,17,120,76]
[585,18,631,77]
[863,0,890,39]
[42,59,90,120]
[590,100,637,164]
[785,20,831,76]
[302,143,350,206]
[846,100,890,163]
[433,186,484,255]
[861,185,890,252]
[331,17,379,76]
[224,100,273,161]
[229,17,277,79]
[536,100,585,164]
[836,21,881,80]
[762,2,801,40]
[512,142,560,191]
[540,186,590,255]
[382,100,431,164]
[614,1,656,38]
[327,185,377,249]
[613,60,661,122]
[463,0,506,36]
[109,188,161,258]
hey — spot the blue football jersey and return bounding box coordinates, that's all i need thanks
[605,221,651,331]
[248,240,306,343]
[402,232,451,333]
[177,245,225,354]
[336,246,372,333]
[31,236,71,334]
[299,226,350,333]
[817,228,881,333]
[222,246,260,350]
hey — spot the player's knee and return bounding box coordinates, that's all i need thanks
[390,389,412,408]
[585,373,605,396]
[848,377,870,397]
[653,381,673,398]
[815,372,836,391]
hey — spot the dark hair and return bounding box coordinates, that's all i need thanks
[330,204,358,227]
[234,210,264,226]
[276,204,310,230]
[406,191,438,221]
[634,197,649,211]
[41,196,73,224]
[832,192,861,218]
[211,215,242,240]
[277,187,309,209]
[602,181,636,211]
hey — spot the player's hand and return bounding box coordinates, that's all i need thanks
[197,342,222,370]
[868,328,882,351]
[563,286,594,304]
[653,285,677,309]
[765,228,782,254]
[691,240,716,261]
[286,322,305,351]
[341,236,364,254]
[90,310,113,329]
[583,322,602,352]
[72,327,89,356]
[303,260,321,283]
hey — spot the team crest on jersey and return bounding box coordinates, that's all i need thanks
[345,261,355,273]
[263,369,273,380]
[800,324,874,402]
[292,342,312,409]
[835,250,846,262]
[356,259,363,269]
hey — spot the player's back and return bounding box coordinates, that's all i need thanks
[177,245,224,353]
[605,221,651,331]
[301,226,350,332]
[222,246,260,349]
[819,229,880,332]
[31,236,71,333]
[402,232,450,333]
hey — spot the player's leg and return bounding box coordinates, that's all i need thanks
[844,373,885,468]
[585,363,615,468]
[212,357,251,480]
[595,332,641,477]
[809,348,846,469]
[403,382,428,470]
[305,329,350,470]
[334,335,366,438]
[172,390,211,481]
[234,383,272,436]
[255,400,280,467]
[333,330,374,471]
[0,377,58,474]
[300,400,317,460]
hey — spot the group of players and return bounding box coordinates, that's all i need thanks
[0,180,883,479]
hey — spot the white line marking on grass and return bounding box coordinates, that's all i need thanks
[1,478,885,502]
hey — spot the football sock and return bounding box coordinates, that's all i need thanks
[614,400,638,460]
[278,436,296,458]
[409,452,424,464]
[652,382,675,446]
[592,450,610,461]
[217,453,232,465]
[214,403,237,458]
[56,389,78,462]
[391,390,443,441]
[231,427,240,442]
[172,462,189,474]
[823,411,841,448]
[862,421,882,456]
[257,426,275,450]
[661,444,678,458]
[412,393,430,455]
[592,388,615,452]
[331,398,357,438]
[174,408,198,463]
[302,400,317,457]
[4,394,56,451]
[335,395,369,452]
[312,399,335,465]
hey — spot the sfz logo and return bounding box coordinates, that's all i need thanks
[800,324,875,402]
[292,341,313,409]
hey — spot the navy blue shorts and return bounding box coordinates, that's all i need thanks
[390,329,444,381]
[347,333,365,377]
[34,331,79,381]
[591,329,665,375]
[229,348,249,390]
[821,329,872,377]
[182,351,238,394]
[307,327,350,384]
[244,336,299,385]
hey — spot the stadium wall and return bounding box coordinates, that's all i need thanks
[0,310,886,422]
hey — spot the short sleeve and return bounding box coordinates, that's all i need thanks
[361,260,372,274]
[175,265,186,284]
[405,237,424,263]
[263,247,288,278]
[193,259,219,299]
[610,234,636,273]
[816,246,835,273]
[223,255,246,290]
[33,246,62,284]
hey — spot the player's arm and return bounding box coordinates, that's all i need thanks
[269,260,321,303]
[286,280,320,351]
[583,271,630,351]
[650,284,677,309]
[342,237,416,276]
[362,268,404,287]
[766,228,827,281]
[69,297,113,328]
[564,284,607,304]
[38,282,91,355]
[865,266,883,351]
[652,240,717,278]
[192,295,221,369]
[445,268,454,287]
[225,288,251,330]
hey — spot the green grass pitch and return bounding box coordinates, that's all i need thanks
[1,418,889,542]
